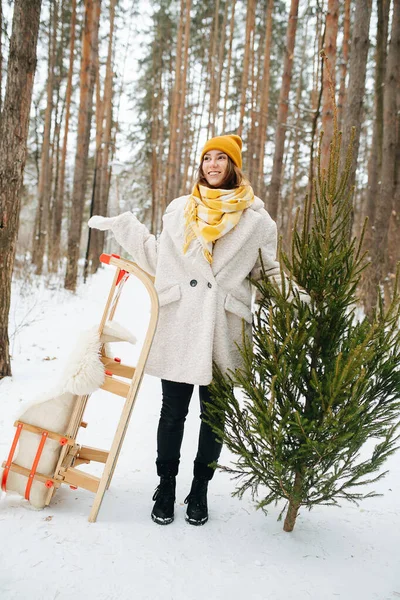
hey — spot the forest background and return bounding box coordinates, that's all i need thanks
[0,0,399,378]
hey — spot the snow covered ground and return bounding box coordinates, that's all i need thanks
[1,265,399,600]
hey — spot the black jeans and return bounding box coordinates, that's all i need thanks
[156,379,223,481]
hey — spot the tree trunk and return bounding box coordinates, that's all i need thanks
[359,0,390,307]
[306,6,324,212]
[187,59,206,191]
[0,0,3,117]
[32,0,58,275]
[175,0,191,198]
[364,0,390,229]
[387,80,400,276]
[222,0,236,133]
[238,0,255,137]
[180,51,196,196]
[150,33,162,233]
[51,0,77,273]
[86,63,104,278]
[0,0,42,378]
[90,0,116,274]
[284,11,309,241]
[310,6,323,113]
[47,48,64,270]
[207,0,220,139]
[214,0,228,135]
[256,0,274,197]
[268,0,299,221]
[181,64,196,194]
[366,0,400,315]
[337,0,350,131]
[64,0,100,291]
[158,69,166,231]
[320,0,339,173]
[246,13,259,179]
[165,0,184,205]
[283,471,303,532]
[150,71,160,234]
[339,0,372,232]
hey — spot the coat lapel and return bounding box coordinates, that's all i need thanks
[164,199,216,284]
[212,199,264,276]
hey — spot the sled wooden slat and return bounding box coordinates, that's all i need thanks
[63,467,100,493]
[2,461,59,487]
[13,421,75,446]
[100,375,130,398]
[100,356,136,379]
[77,446,109,463]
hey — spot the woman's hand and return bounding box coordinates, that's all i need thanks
[88,215,116,231]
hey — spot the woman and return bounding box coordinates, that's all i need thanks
[89,134,308,526]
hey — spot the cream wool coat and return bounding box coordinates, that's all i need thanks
[110,195,282,386]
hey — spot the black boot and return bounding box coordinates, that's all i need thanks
[151,475,176,525]
[184,477,209,525]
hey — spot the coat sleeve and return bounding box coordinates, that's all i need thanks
[250,208,310,304]
[250,209,282,301]
[110,211,158,276]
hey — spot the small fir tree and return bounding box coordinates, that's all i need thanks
[208,63,400,532]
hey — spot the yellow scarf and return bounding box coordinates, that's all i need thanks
[183,183,255,264]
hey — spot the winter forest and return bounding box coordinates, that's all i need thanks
[0,0,400,598]
[1,0,399,371]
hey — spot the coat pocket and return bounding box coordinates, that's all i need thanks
[157,283,182,307]
[224,293,252,324]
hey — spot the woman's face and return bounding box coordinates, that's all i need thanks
[202,150,229,187]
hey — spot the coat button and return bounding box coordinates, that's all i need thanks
[190,279,197,287]
[207,282,212,288]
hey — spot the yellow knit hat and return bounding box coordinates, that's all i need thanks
[200,134,243,169]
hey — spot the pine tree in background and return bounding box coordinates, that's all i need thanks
[208,58,400,532]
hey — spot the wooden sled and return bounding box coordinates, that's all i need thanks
[1,253,159,522]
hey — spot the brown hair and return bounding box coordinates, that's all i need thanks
[195,156,246,190]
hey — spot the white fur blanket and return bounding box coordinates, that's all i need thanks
[1,321,136,508]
